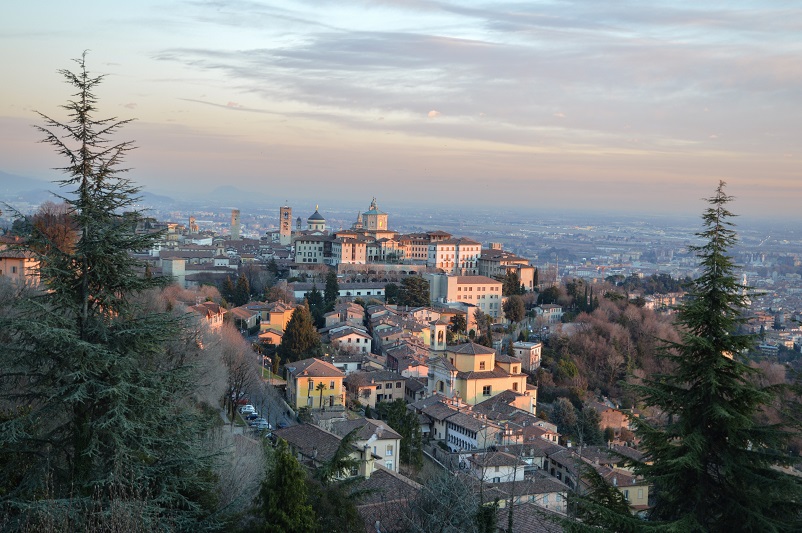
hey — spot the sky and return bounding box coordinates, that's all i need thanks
[1,1,800,219]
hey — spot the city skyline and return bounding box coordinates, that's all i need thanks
[1,1,800,219]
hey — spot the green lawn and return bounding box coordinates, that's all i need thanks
[261,367,281,381]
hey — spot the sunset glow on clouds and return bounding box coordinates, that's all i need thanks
[0,1,800,217]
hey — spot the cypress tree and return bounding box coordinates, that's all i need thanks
[278,305,323,363]
[324,270,339,311]
[631,182,802,531]
[234,273,250,306]
[0,54,218,529]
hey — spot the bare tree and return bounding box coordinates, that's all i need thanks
[218,324,260,420]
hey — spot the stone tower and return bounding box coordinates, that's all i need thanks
[279,205,292,245]
[230,209,240,240]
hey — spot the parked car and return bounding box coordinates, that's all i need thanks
[239,405,256,414]
[252,420,272,430]
[277,421,288,429]
[247,417,268,427]
[245,412,260,421]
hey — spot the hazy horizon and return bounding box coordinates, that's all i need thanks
[2,1,800,221]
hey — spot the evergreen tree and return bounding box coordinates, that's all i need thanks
[384,282,399,304]
[222,275,236,303]
[398,276,430,307]
[566,466,644,533]
[278,305,323,363]
[503,294,525,323]
[324,270,339,311]
[500,271,524,296]
[376,399,423,469]
[305,284,325,328]
[233,273,250,306]
[0,54,218,529]
[631,182,802,531]
[256,439,317,533]
[533,267,539,288]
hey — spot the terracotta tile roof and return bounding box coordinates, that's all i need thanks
[449,341,496,356]
[273,423,344,464]
[331,417,402,442]
[494,353,523,364]
[455,367,510,380]
[285,357,345,379]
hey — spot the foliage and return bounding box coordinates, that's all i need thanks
[255,439,317,533]
[564,466,646,533]
[384,282,399,304]
[277,305,323,363]
[607,272,691,296]
[499,271,525,296]
[630,182,802,531]
[473,310,494,348]
[397,276,430,307]
[324,270,339,311]
[503,295,525,323]
[233,273,251,306]
[305,285,326,328]
[547,398,603,446]
[304,428,375,532]
[537,285,562,305]
[375,400,423,468]
[450,313,467,335]
[0,55,219,529]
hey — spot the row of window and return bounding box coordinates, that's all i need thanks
[308,380,336,390]
[457,285,499,292]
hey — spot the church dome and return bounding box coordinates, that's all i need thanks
[308,205,325,222]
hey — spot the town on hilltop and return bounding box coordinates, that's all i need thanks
[2,194,802,532]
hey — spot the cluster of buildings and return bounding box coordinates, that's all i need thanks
[236,288,651,526]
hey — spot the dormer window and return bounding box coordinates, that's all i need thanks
[479,361,486,370]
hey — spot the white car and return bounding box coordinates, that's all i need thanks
[239,405,256,414]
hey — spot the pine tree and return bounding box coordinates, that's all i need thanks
[631,182,802,531]
[256,439,317,533]
[278,304,323,363]
[324,270,339,311]
[0,54,218,529]
[233,273,250,306]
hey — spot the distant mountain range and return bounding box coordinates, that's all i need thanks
[0,170,59,204]
[0,170,178,208]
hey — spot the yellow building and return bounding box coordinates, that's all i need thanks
[257,300,298,332]
[285,357,346,410]
[427,342,528,405]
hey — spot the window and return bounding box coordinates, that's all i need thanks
[479,361,486,370]
[386,445,393,456]
[556,494,562,502]
[11,266,17,274]
[637,488,643,500]
[376,384,382,390]
[330,381,335,389]
[623,490,629,501]
[482,385,491,396]
[513,382,518,392]
[494,466,500,472]
[543,494,549,504]
[396,382,402,388]
[492,477,500,483]
[386,461,394,469]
